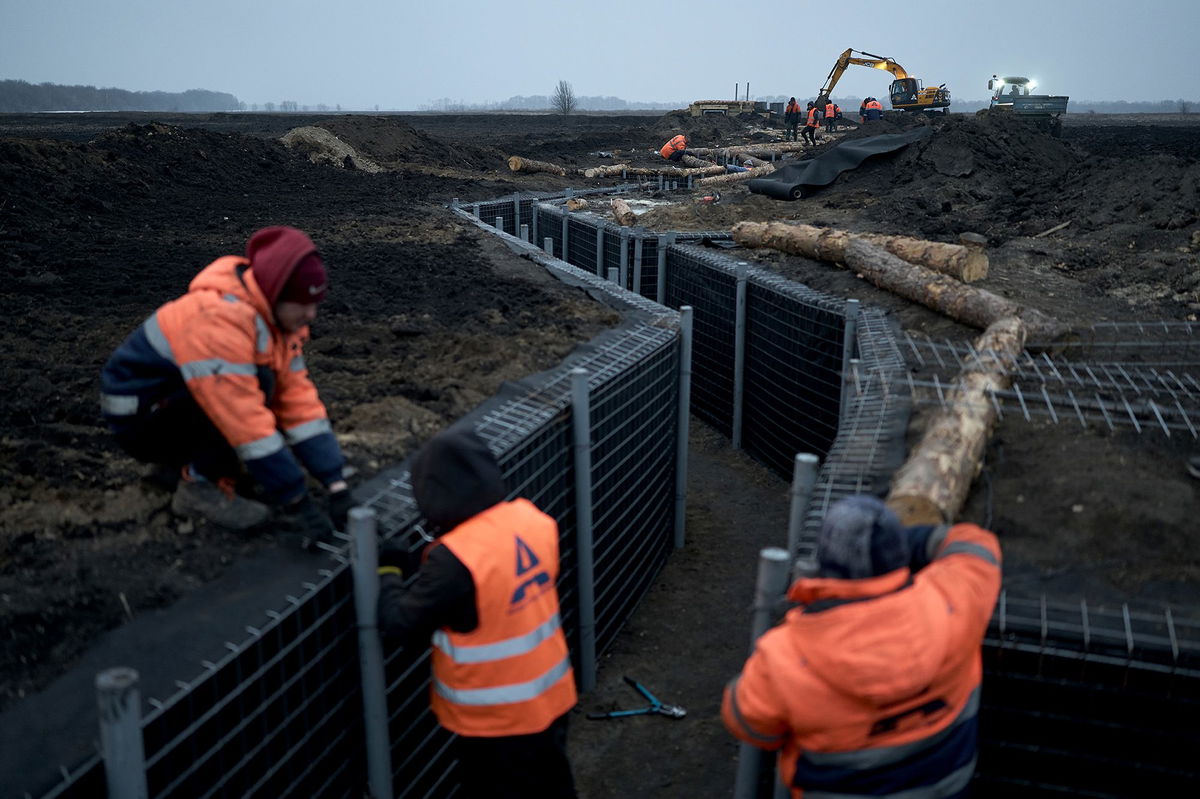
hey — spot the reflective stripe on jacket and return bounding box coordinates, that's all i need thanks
[722,523,1001,798]
[431,499,577,737]
[660,134,687,159]
[100,256,342,502]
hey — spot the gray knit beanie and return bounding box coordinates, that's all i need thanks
[817,495,909,580]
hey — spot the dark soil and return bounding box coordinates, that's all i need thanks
[2,109,1198,798]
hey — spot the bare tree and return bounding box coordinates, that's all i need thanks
[553,80,577,116]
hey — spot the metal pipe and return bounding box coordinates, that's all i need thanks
[655,234,668,305]
[595,226,606,276]
[607,267,619,284]
[840,299,860,421]
[733,547,791,799]
[495,216,504,233]
[351,507,393,799]
[674,306,694,549]
[96,667,148,799]
[544,237,554,256]
[520,223,529,243]
[512,192,521,231]
[632,230,644,297]
[570,368,597,692]
[531,201,539,244]
[732,262,749,450]
[561,202,570,263]
[618,228,630,289]
[786,454,820,561]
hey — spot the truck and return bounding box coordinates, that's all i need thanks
[987,75,1069,134]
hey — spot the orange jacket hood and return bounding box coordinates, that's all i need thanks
[783,568,947,706]
[187,255,273,320]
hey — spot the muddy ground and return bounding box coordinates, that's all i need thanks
[1,109,1198,797]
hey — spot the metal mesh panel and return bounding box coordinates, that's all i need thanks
[663,246,737,436]
[741,276,845,478]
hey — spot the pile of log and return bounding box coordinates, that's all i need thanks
[506,156,568,176]
[695,163,776,187]
[582,162,726,179]
[732,221,989,282]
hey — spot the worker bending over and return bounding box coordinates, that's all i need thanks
[377,428,578,798]
[660,133,689,162]
[101,226,350,546]
[723,495,1001,798]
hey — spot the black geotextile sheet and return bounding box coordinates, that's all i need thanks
[748,126,932,200]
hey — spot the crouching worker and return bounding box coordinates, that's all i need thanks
[660,133,689,162]
[377,428,578,799]
[100,226,351,547]
[722,495,1001,799]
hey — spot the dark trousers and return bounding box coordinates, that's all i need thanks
[111,393,240,481]
[786,122,799,141]
[453,713,577,799]
[801,126,817,145]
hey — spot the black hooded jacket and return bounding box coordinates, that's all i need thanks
[377,429,508,647]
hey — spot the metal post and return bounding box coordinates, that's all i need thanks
[595,226,606,276]
[351,508,394,799]
[561,209,570,264]
[786,454,820,560]
[531,201,539,244]
[842,357,862,423]
[450,197,459,211]
[674,306,694,549]
[733,548,791,799]
[618,228,630,289]
[732,262,749,450]
[655,234,668,305]
[622,168,627,180]
[570,368,597,692]
[632,230,644,298]
[96,667,148,799]
[472,202,480,219]
[658,174,664,190]
[544,237,554,256]
[512,192,521,232]
[520,223,529,243]
[840,299,860,423]
[687,174,693,189]
[495,215,504,233]
[607,267,619,284]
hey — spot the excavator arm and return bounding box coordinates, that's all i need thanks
[818,49,909,100]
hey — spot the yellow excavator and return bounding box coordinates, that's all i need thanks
[818,48,951,112]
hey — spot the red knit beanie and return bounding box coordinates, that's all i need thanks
[276,253,328,304]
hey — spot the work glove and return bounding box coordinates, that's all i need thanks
[377,537,421,579]
[276,494,336,550]
[328,488,353,532]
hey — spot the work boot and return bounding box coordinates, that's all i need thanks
[1187,455,1200,480]
[172,478,271,531]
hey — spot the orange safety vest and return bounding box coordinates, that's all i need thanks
[430,499,578,737]
[805,108,819,127]
[660,134,687,159]
[786,100,802,115]
[723,523,1001,798]
[867,99,883,111]
[824,102,835,118]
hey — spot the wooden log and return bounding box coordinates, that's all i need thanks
[680,154,718,169]
[729,151,771,168]
[583,162,725,179]
[886,316,1027,525]
[611,198,636,227]
[506,155,567,176]
[731,221,989,282]
[584,163,631,178]
[694,163,776,187]
[688,142,811,157]
[565,197,588,211]
[841,239,1066,342]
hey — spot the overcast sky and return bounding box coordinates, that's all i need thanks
[2,0,1197,110]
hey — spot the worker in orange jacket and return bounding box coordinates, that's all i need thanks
[660,133,689,161]
[784,97,803,141]
[377,428,578,798]
[722,495,1001,799]
[802,102,821,146]
[824,99,840,133]
[865,97,884,121]
[100,226,350,544]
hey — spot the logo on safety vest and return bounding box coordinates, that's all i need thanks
[510,536,550,607]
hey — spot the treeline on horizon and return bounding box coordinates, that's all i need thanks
[0,80,239,112]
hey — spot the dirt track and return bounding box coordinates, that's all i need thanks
[1,109,1198,797]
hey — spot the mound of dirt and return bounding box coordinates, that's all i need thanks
[316,114,502,171]
[280,126,383,172]
[650,109,764,147]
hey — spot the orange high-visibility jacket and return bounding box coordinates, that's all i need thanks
[786,100,803,116]
[101,255,341,503]
[867,99,883,111]
[660,134,687,159]
[723,523,1001,798]
[824,102,836,119]
[806,108,820,127]
[430,499,578,737]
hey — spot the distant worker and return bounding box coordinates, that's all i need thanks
[100,226,351,545]
[824,98,838,133]
[377,428,578,799]
[722,495,1002,799]
[865,96,884,121]
[784,96,803,142]
[660,133,689,162]
[858,97,868,125]
[802,101,821,146]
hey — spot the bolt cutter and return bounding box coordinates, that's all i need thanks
[586,676,686,720]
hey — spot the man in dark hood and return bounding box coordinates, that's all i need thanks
[100,226,351,545]
[377,427,578,798]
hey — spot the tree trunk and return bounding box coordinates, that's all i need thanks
[732,221,989,282]
[611,198,636,227]
[694,164,776,187]
[886,316,1027,525]
[506,155,567,176]
[680,154,718,169]
[583,162,725,178]
[841,239,1067,342]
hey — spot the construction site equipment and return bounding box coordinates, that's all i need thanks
[987,75,1069,134]
[818,48,951,113]
[586,676,687,720]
